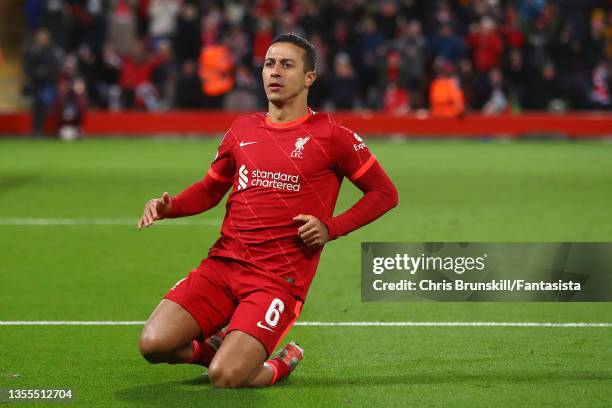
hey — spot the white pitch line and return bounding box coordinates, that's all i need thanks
[0,218,221,226]
[0,321,146,325]
[0,321,611,327]
[295,321,612,327]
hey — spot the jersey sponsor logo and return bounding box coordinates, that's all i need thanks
[290,136,310,159]
[236,165,301,192]
[353,132,367,151]
[342,127,367,151]
[239,141,258,147]
[238,164,249,190]
[354,142,367,151]
[256,321,275,332]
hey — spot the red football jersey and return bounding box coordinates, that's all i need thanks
[207,110,375,300]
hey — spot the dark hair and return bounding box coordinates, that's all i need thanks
[271,33,317,73]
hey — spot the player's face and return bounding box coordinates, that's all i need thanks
[262,43,315,104]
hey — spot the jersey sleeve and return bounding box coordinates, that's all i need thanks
[329,124,377,181]
[208,129,236,183]
[166,127,236,218]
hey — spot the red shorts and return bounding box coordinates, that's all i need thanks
[163,256,303,356]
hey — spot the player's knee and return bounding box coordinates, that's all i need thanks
[207,363,246,388]
[139,333,172,364]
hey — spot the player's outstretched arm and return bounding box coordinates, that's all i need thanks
[137,172,232,229]
[137,192,172,229]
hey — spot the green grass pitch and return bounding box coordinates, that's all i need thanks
[1,137,611,407]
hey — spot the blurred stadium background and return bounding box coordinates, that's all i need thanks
[0,0,611,136]
[1,0,612,407]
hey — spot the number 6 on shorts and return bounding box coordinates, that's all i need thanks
[265,298,284,328]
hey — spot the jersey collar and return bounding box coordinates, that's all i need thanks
[264,108,315,129]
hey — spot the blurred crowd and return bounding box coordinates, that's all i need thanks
[22,0,612,134]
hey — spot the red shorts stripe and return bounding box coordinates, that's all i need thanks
[272,301,303,352]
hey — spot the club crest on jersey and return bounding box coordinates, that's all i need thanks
[290,136,310,159]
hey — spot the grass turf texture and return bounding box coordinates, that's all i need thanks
[1,137,611,407]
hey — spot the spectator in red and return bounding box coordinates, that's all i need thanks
[252,17,273,68]
[55,78,88,140]
[118,40,168,110]
[53,54,88,140]
[500,3,525,50]
[382,50,403,84]
[467,16,504,73]
[255,0,282,19]
[383,82,410,116]
[378,50,408,110]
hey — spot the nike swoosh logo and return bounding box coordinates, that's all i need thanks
[240,141,258,147]
[256,321,274,332]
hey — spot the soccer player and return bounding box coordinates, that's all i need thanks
[137,33,398,388]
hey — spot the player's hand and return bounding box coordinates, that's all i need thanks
[137,192,172,230]
[293,214,329,247]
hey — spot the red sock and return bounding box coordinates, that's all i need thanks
[185,340,217,367]
[265,359,291,385]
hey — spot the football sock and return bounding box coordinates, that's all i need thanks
[264,359,291,385]
[186,339,217,367]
